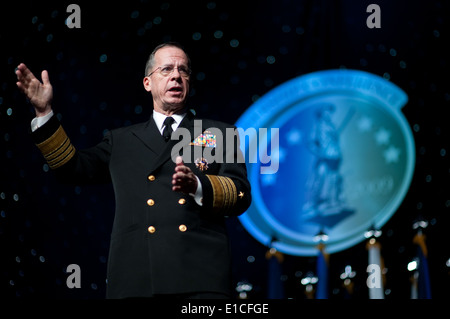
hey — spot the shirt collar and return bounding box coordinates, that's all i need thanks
[152,110,186,133]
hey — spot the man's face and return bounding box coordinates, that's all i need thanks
[144,46,190,113]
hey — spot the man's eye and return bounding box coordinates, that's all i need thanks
[161,66,173,73]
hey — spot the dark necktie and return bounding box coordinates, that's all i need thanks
[162,116,175,142]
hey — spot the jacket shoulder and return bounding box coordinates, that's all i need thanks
[108,121,149,135]
[197,118,236,130]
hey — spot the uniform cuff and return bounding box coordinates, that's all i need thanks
[31,110,54,132]
[189,176,203,206]
[204,175,238,214]
[31,115,76,169]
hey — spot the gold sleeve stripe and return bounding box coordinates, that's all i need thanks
[36,125,76,169]
[206,175,237,213]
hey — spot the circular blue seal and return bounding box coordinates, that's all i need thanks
[236,69,415,256]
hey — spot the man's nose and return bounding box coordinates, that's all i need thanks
[170,71,183,82]
[171,67,182,79]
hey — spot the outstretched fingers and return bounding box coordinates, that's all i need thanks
[15,63,37,92]
[16,63,35,83]
[15,63,53,113]
[41,70,50,85]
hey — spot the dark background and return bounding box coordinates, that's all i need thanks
[0,0,449,299]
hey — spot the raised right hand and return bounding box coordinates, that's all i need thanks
[16,63,53,117]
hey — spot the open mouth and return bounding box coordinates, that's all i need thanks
[168,87,183,93]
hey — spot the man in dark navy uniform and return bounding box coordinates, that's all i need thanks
[16,42,251,299]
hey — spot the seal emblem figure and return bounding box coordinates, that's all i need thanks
[301,103,356,227]
[236,69,415,255]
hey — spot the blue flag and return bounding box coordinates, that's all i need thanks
[414,232,432,299]
[316,244,329,299]
[266,248,284,299]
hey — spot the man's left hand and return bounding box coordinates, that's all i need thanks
[172,156,198,195]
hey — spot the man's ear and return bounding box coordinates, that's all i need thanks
[143,76,152,92]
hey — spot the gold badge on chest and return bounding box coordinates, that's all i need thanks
[195,157,209,171]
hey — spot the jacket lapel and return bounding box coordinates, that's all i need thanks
[131,117,166,156]
[133,111,199,174]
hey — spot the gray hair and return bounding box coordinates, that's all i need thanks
[144,42,191,76]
